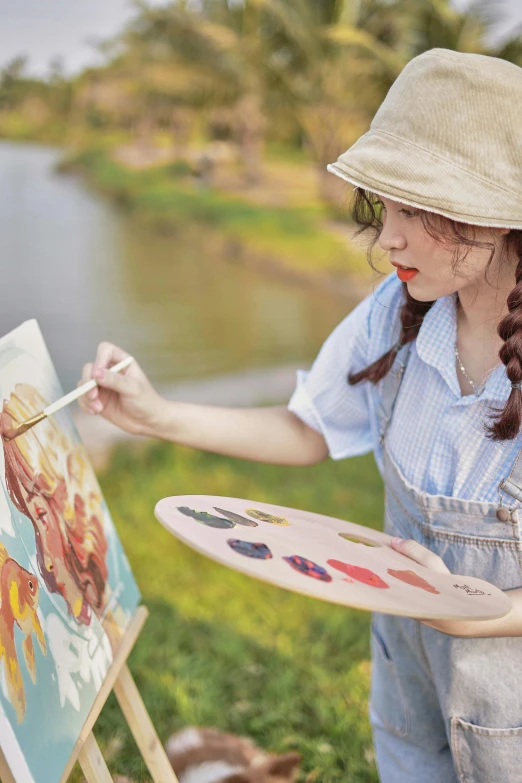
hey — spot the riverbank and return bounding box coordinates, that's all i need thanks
[58,146,374,301]
[0,140,358,393]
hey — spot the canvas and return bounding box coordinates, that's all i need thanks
[0,320,140,783]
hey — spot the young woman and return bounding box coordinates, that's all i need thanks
[79,49,522,782]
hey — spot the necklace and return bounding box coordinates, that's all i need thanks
[454,342,479,394]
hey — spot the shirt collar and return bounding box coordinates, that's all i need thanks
[414,291,511,404]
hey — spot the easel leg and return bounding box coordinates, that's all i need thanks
[113,663,180,783]
[78,732,114,783]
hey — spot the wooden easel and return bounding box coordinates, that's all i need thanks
[0,606,179,783]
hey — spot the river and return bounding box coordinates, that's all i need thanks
[0,141,356,393]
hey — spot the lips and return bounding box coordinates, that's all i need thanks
[391,261,418,282]
[396,267,418,282]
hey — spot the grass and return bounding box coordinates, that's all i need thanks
[72,440,385,782]
[58,146,370,284]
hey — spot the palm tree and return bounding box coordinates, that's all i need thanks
[77,0,522,202]
[408,0,522,63]
[314,0,522,204]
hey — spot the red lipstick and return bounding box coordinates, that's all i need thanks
[391,261,419,282]
[396,267,418,282]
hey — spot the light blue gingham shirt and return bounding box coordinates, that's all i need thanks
[288,272,521,503]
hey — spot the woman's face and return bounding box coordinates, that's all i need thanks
[377,196,513,302]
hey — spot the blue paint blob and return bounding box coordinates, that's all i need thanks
[227,539,273,559]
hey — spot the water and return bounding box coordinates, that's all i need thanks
[0,141,354,391]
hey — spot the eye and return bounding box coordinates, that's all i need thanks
[28,580,34,591]
[399,208,420,219]
[35,506,48,525]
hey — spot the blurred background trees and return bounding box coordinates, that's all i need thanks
[1,0,521,205]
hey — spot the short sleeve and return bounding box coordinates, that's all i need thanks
[287,273,403,460]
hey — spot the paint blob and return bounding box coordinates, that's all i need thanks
[387,569,440,594]
[214,507,258,527]
[338,533,381,547]
[227,539,273,559]
[283,555,332,582]
[177,507,235,529]
[245,509,290,526]
[327,560,389,589]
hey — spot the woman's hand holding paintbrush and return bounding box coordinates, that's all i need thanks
[79,341,328,465]
[2,355,136,441]
[79,343,165,436]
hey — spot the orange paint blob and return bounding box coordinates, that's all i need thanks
[387,569,440,594]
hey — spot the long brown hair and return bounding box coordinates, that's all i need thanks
[347,187,522,441]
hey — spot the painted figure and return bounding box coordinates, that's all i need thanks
[1,385,109,626]
[0,542,46,722]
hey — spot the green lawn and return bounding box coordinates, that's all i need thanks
[76,441,385,782]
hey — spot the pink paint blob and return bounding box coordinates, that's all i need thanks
[387,569,440,594]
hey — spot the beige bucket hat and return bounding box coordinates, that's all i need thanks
[327,48,522,229]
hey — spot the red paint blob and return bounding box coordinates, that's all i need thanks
[327,560,389,589]
[387,569,440,594]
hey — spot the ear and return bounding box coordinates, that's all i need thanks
[266,752,301,777]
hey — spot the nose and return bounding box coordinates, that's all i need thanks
[378,214,407,253]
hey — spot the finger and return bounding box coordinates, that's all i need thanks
[93,367,137,396]
[93,342,131,375]
[81,399,103,415]
[77,388,92,414]
[391,537,450,574]
[81,363,98,401]
[77,373,99,414]
[78,390,101,414]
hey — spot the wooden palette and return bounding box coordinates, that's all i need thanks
[154,495,512,621]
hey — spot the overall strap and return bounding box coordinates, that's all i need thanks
[498,446,522,505]
[378,342,413,446]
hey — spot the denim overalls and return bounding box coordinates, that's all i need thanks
[370,343,522,783]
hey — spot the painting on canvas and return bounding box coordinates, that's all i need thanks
[0,320,141,783]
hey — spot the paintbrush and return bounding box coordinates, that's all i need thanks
[2,356,134,442]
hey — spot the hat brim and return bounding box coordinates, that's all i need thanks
[328,130,522,230]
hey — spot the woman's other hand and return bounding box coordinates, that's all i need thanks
[389,536,472,636]
[390,537,451,574]
[391,536,522,638]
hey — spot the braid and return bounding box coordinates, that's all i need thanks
[486,231,522,440]
[348,286,434,385]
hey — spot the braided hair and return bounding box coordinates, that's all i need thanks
[347,188,522,441]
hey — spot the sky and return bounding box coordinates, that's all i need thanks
[0,0,168,77]
[1,0,522,78]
